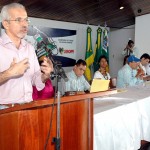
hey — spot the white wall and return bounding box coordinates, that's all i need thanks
[109,25,135,77]
[135,14,150,57]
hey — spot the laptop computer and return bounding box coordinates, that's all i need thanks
[90,79,110,93]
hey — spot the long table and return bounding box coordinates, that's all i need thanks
[94,82,150,150]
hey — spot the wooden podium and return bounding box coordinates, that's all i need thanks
[0,90,116,150]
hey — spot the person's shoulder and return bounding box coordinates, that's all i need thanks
[0,33,10,45]
[67,70,72,74]
[106,72,111,77]
[118,64,127,72]
[94,70,100,75]
[66,70,74,77]
[95,70,99,73]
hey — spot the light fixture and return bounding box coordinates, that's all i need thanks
[119,0,124,10]
[119,6,124,10]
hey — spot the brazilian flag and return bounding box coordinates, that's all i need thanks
[93,27,102,72]
[85,27,94,82]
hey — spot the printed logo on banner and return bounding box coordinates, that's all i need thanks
[26,26,77,67]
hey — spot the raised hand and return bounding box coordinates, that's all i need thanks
[40,57,53,82]
[8,58,30,78]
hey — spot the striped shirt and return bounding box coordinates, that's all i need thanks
[62,70,90,93]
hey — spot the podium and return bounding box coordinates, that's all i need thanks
[0,90,116,150]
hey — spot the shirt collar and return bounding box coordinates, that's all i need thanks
[2,32,27,47]
[126,63,133,71]
[71,70,78,78]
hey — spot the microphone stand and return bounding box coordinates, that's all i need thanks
[33,27,63,150]
[49,52,62,150]
[52,72,61,150]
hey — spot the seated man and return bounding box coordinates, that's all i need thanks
[62,59,90,95]
[139,53,150,75]
[117,55,144,88]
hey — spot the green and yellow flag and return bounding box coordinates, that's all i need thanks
[102,28,109,72]
[93,27,103,72]
[85,27,94,82]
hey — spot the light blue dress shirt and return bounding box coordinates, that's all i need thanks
[117,64,143,88]
[62,70,90,92]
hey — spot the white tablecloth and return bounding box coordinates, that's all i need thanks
[94,82,150,150]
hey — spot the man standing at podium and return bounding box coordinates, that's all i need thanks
[0,3,53,104]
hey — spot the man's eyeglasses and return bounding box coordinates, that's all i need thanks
[6,17,30,24]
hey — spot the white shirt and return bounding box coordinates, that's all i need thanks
[145,63,150,75]
[139,63,146,75]
[94,71,111,80]
[62,70,90,93]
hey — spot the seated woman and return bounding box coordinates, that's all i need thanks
[32,79,54,100]
[93,55,111,80]
[32,57,54,100]
[93,55,116,88]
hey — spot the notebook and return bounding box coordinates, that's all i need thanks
[90,79,110,93]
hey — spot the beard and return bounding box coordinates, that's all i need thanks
[18,26,28,39]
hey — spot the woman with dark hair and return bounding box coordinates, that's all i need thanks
[93,55,111,80]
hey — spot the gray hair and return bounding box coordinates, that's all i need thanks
[1,3,25,21]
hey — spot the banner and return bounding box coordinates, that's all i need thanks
[26,26,77,67]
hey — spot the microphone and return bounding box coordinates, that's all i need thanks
[55,61,68,82]
[34,34,68,82]
[34,34,48,65]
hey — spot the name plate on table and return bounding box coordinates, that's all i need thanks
[65,91,85,96]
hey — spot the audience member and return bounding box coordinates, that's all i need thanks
[0,3,53,104]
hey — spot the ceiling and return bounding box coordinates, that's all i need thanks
[0,0,150,28]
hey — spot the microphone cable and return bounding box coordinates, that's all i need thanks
[44,90,57,150]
